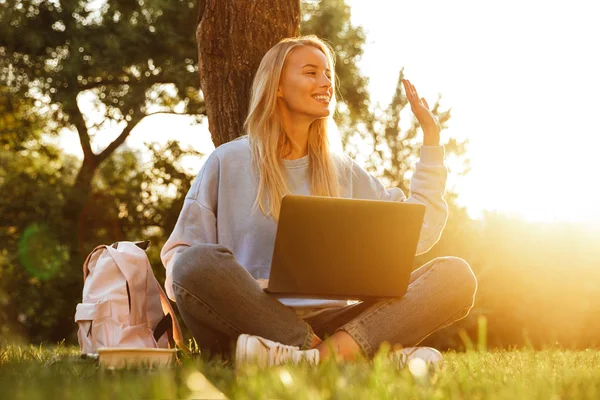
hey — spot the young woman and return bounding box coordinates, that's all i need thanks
[161,35,477,368]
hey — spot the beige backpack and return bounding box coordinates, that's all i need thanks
[75,241,188,355]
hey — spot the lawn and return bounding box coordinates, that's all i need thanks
[1,343,600,399]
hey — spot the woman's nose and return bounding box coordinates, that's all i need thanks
[321,75,332,89]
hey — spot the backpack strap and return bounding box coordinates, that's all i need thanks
[153,313,173,344]
[82,245,109,282]
[155,280,191,355]
[104,245,148,326]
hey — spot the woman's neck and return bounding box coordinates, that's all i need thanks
[280,117,312,160]
[283,134,308,160]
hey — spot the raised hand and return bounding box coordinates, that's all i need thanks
[402,79,441,146]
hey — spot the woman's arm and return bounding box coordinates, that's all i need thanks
[351,147,448,255]
[160,154,220,301]
[351,79,448,255]
[404,146,448,254]
[401,79,447,253]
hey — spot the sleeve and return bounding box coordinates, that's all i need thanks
[160,153,220,301]
[351,146,448,255]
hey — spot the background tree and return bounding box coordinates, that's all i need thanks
[0,85,46,148]
[0,0,203,246]
[0,0,209,341]
[0,125,196,342]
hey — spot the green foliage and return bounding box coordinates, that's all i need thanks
[0,84,49,148]
[0,127,78,342]
[3,345,600,399]
[0,0,203,343]
[0,0,203,135]
[81,141,201,280]
[0,125,198,342]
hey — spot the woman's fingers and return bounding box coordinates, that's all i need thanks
[256,278,269,289]
[402,79,415,102]
[403,79,422,108]
[410,82,418,100]
[403,79,432,111]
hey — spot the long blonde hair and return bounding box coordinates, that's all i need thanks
[244,35,347,221]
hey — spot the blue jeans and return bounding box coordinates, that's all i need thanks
[172,243,477,357]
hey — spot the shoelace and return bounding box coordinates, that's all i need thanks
[390,348,419,366]
[269,343,301,365]
[392,352,408,366]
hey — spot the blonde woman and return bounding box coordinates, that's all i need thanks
[161,35,477,368]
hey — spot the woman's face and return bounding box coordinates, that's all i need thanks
[277,45,333,120]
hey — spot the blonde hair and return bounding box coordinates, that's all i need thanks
[244,35,348,221]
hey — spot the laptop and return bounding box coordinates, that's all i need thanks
[264,195,426,300]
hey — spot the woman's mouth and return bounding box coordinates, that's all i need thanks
[312,95,330,104]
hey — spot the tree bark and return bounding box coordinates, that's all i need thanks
[197,0,300,147]
[62,156,97,259]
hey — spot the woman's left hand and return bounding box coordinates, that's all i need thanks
[256,278,269,290]
[402,79,441,146]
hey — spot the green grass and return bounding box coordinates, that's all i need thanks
[2,343,600,399]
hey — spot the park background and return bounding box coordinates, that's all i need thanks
[1,0,599,352]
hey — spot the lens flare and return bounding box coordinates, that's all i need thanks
[18,223,68,280]
[278,369,294,387]
[408,358,428,378]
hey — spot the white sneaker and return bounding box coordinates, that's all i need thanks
[235,334,319,369]
[390,347,443,369]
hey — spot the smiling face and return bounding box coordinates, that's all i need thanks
[276,45,334,121]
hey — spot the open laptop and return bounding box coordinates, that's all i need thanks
[264,195,426,300]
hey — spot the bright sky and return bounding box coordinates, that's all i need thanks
[59,0,600,223]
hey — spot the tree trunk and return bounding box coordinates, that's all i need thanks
[196,0,300,147]
[63,156,98,254]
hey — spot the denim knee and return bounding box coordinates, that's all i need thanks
[172,243,234,288]
[437,256,478,308]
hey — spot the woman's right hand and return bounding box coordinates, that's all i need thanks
[256,279,269,289]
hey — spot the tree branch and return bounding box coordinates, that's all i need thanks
[145,110,206,118]
[67,94,95,161]
[77,77,178,91]
[96,113,144,165]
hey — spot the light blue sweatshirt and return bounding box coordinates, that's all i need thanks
[161,136,448,311]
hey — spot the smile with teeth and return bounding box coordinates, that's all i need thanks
[312,95,330,103]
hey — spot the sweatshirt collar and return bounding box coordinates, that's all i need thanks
[282,154,309,168]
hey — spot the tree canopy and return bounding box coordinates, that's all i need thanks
[0,0,203,230]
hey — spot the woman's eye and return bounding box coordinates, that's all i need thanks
[305,71,331,80]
